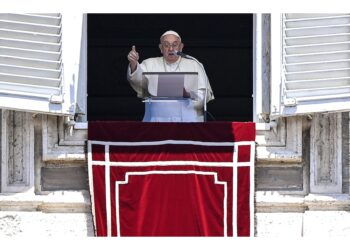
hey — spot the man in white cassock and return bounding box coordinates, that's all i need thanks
[127,30,214,122]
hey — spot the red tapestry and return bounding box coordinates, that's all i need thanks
[88,122,255,237]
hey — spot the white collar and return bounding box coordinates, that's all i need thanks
[162,57,182,72]
[163,57,181,65]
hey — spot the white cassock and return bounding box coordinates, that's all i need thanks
[127,56,214,122]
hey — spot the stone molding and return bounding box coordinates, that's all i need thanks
[1,110,34,193]
[0,190,90,213]
[256,191,350,212]
[256,116,303,163]
[310,113,342,193]
[42,115,86,162]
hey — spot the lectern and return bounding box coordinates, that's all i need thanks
[141,72,199,122]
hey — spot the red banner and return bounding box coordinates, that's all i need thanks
[88,122,255,237]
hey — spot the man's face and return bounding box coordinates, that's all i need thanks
[159,34,184,63]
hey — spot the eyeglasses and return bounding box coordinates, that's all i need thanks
[161,42,180,49]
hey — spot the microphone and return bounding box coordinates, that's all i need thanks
[174,50,192,59]
[174,50,209,122]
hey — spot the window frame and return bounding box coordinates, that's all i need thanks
[0,13,86,119]
[270,13,350,118]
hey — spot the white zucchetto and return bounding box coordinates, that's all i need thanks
[160,30,181,41]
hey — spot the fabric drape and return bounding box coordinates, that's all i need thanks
[88,121,255,237]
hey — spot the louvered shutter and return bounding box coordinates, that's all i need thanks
[0,13,82,116]
[274,13,350,116]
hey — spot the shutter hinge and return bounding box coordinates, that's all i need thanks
[283,97,297,107]
[50,95,64,104]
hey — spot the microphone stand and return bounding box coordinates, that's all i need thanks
[176,52,209,122]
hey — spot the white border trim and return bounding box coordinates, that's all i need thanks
[89,139,242,147]
[88,139,255,237]
[91,161,252,167]
[115,171,227,237]
[250,141,256,235]
[87,141,97,235]
[232,144,238,237]
[105,145,112,237]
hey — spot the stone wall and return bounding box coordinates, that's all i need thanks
[255,112,350,236]
[0,211,93,236]
[0,110,93,236]
[1,110,350,236]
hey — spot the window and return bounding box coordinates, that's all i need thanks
[0,13,85,118]
[87,14,253,122]
[271,13,350,117]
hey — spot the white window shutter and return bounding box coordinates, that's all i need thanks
[0,13,82,116]
[272,13,350,117]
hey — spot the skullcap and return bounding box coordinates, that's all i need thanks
[160,30,181,41]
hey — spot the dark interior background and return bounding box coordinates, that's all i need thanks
[87,14,253,121]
